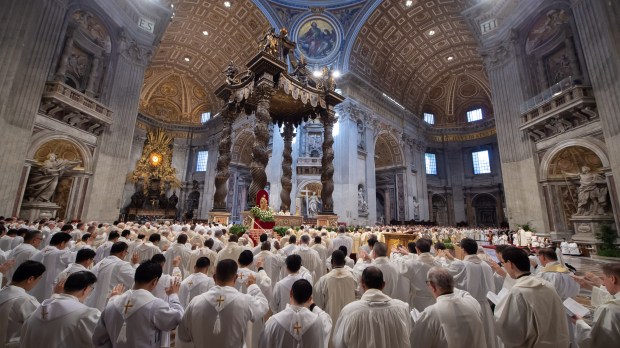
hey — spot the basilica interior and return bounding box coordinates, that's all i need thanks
[2,0,619,243]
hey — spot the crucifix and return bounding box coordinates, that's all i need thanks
[293,322,302,335]
[41,307,49,320]
[299,189,312,217]
[216,295,225,308]
[123,300,133,315]
[238,272,245,280]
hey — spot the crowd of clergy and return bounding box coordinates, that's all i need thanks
[0,216,618,348]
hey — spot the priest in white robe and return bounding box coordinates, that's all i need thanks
[574,262,620,348]
[411,267,486,348]
[255,241,284,286]
[176,259,269,348]
[163,234,192,279]
[273,254,313,313]
[293,235,324,283]
[86,242,138,311]
[29,232,75,301]
[92,260,184,348]
[21,271,100,348]
[6,230,42,282]
[441,238,497,348]
[259,278,332,348]
[215,234,248,266]
[397,238,441,311]
[179,257,215,308]
[0,261,45,347]
[54,248,96,285]
[313,250,357,348]
[135,234,162,263]
[332,266,411,348]
[95,231,119,264]
[190,238,218,277]
[494,246,569,348]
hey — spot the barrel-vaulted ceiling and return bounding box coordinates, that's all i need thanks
[348,0,488,116]
[141,0,490,126]
[141,0,271,124]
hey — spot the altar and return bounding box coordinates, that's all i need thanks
[382,232,418,255]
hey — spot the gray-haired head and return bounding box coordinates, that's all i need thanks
[426,267,454,293]
[372,242,388,257]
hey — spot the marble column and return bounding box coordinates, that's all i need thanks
[85,56,100,97]
[83,35,154,221]
[248,85,272,205]
[279,123,294,212]
[212,106,235,211]
[384,189,391,223]
[320,109,336,214]
[0,0,66,215]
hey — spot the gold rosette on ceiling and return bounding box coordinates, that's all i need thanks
[128,128,181,194]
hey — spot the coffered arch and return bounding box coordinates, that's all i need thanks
[348,0,487,123]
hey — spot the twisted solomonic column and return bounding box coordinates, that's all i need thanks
[279,123,295,212]
[320,109,337,214]
[248,85,273,205]
[212,105,235,210]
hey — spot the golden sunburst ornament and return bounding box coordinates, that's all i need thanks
[149,152,163,166]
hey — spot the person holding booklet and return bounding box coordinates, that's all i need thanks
[493,246,569,347]
[572,262,620,347]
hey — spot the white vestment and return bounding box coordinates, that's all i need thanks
[215,242,248,266]
[259,304,332,348]
[312,267,357,342]
[293,245,324,284]
[95,241,113,264]
[6,243,38,281]
[272,270,313,313]
[494,275,569,348]
[371,257,408,301]
[179,273,215,308]
[92,289,184,348]
[255,250,284,286]
[164,243,192,278]
[54,262,88,284]
[398,252,441,311]
[135,242,161,263]
[29,245,74,301]
[86,255,136,310]
[0,285,39,347]
[332,289,411,348]
[331,234,353,256]
[189,247,217,277]
[21,294,100,348]
[575,292,620,348]
[411,289,486,348]
[176,284,269,348]
[446,254,497,348]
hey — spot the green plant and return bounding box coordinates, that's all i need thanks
[517,221,536,232]
[444,242,455,250]
[229,224,246,236]
[273,226,288,237]
[597,249,620,257]
[250,205,275,222]
[596,224,618,250]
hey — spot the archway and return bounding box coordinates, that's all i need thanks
[540,144,612,236]
[432,194,448,226]
[228,130,255,223]
[472,193,497,227]
[298,181,322,219]
[374,132,405,223]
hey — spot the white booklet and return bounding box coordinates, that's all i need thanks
[563,298,589,317]
[410,308,422,322]
[487,288,509,305]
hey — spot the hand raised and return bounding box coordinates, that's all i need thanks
[165,278,181,295]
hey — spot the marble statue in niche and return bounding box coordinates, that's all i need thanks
[308,192,321,217]
[358,186,368,214]
[357,120,365,150]
[24,153,80,202]
[564,166,609,216]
